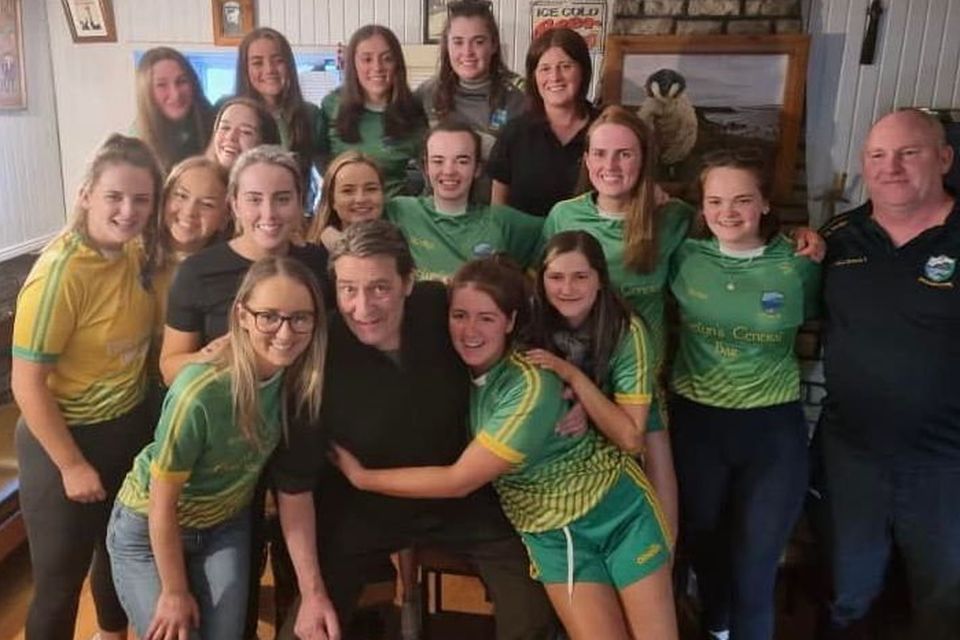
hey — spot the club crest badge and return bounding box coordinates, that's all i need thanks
[472,242,494,257]
[923,255,956,283]
[760,291,785,315]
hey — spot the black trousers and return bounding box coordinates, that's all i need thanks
[16,402,152,640]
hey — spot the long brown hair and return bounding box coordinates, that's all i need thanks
[527,231,632,385]
[134,47,213,172]
[235,29,315,179]
[219,256,327,447]
[578,106,660,273]
[337,25,426,142]
[433,1,511,118]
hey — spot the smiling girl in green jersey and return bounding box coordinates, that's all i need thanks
[108,257,332,640]
[385,120,544,282]
[317,25,426,198]
[524,231,670,535]
[668,150,820,640]
[540,106,691,533]
[332,256,677,640]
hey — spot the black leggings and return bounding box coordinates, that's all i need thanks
[16,403,152,639]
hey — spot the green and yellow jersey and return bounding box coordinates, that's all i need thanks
[117,362,283,528]
[669,235,821,409]
[386,196,544,282]
[12,232,154,424]
[607,316,654,406]
[541,194,694,430]
[471,352,628,533]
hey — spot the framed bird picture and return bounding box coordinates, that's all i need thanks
[600,34,809,203]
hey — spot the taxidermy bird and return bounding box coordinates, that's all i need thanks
[637,68,699,172]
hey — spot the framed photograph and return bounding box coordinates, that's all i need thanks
[0,0,25,109]
[424,0,453,44]
[60,0,117,43]
[212,0,255,46]
[601,35,810,202]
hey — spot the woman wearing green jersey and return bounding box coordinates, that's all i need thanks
[317,25,427,197]
[333,256,677,640]
[108,257,333,640]
[525,230,655,470]
[542,106,824,545]
[541,105,692,537]
[385,120,544,282]
[669,150,820,640]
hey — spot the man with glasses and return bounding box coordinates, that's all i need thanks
[273,219,556,640]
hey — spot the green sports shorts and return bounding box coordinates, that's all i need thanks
[520,462,671,590]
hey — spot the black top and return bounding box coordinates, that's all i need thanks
[487,108,596,217]
[166,241,330,344]
[273,282,514,554]
[820,198,960,466]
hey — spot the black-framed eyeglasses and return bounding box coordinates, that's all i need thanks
[243,305,315,334]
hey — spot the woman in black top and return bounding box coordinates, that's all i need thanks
[488,28,596,217]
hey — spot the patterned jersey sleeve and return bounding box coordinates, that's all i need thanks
[474,364,563,465]
[608,316,654,405]
[149,366,218,482]
[12,252,80,363]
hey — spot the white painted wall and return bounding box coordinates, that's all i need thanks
[806,0,960,225]
[0,0,65,260]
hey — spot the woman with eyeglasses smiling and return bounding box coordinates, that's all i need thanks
[107,257,335,640]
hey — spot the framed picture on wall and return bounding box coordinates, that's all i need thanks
[212,0,255,46]
[601,35,809,202]
[60,0,117,43]
[0,0,26,109]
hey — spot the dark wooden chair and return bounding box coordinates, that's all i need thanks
[0,310,25,563]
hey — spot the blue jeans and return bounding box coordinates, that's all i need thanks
[107,503,252,640]
[821,427,960,639]
[671,396,809,640]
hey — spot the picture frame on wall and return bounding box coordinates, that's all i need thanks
[60,0,117,43]
[601,34,810,202]
[212,0,255,47]
[0,0,26,109]
[424,0,454,44]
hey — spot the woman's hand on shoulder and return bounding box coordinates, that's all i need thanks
[198,335,230,362]
[524,348,579,383]
[791,227,826,263]
[60,460,106,503]
[146,589,199,640]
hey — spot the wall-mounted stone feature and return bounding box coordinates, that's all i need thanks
[613,0,803,36]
